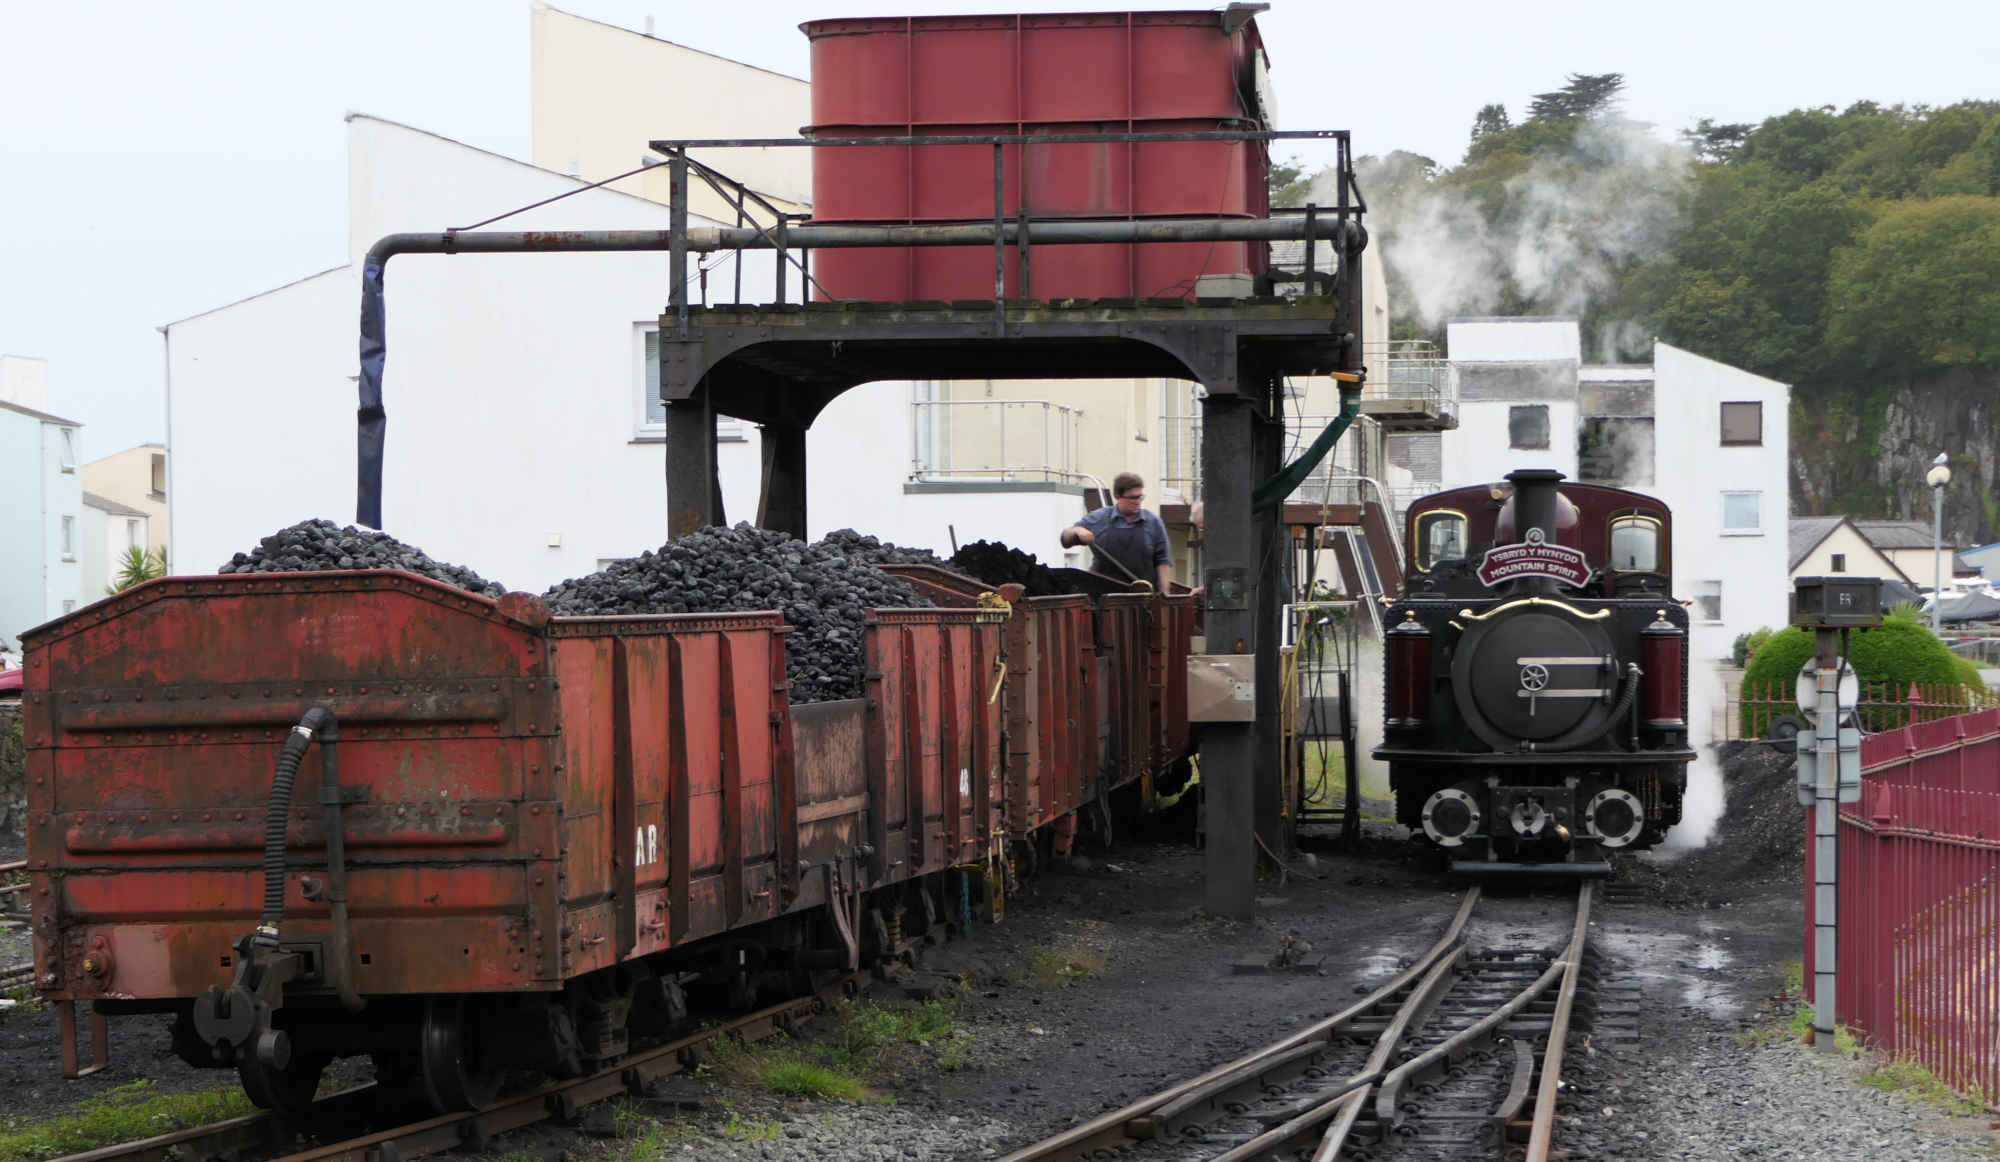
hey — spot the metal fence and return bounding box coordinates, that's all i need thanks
[1806,707,2000,1102]
[1361,339,1450,414]
[909,397,1083,486]
[1723,679,2000,743]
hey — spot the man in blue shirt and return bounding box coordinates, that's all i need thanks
[1061,471,1174,592]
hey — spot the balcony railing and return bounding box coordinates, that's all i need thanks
[910,398,1084,486]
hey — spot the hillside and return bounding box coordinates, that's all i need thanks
[1330,79,2000,541]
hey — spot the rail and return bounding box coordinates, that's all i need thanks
[40,974,865,1162]
[995,884,1595,1162]
[910,397,1083,487]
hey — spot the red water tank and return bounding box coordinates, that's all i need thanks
[801,11,1273,302]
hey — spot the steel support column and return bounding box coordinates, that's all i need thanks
[1251,401,1287,854]
[665,388,721,537]
[1200,393,1257,920]
[757,423,808,539]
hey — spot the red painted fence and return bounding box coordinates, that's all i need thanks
[1805,706,2000,1099]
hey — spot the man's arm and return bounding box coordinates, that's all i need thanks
[1149,511,1174,592]
[1062,507,1108,548]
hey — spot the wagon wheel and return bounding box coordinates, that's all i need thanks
[237,1043,329,1119]
[419,998,503,1112]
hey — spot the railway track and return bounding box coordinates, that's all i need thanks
[39,972,865,1162]
[996,884,1596,1162]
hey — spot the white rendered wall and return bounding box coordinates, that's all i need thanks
[40,423,82,621]
[1440,318,1581,490]
[0,356,49,410]
[170,116,772,594]
[0,414,45,648]
[1442,399,1580,488]
[808,380,1086,565]
[1652,342,1790,661]
[530,4,812,220]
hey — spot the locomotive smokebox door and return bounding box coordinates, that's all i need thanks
[1450,609,1614,750]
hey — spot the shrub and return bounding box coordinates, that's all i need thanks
[1731,626,1776,667]
[1740,612,1973,736]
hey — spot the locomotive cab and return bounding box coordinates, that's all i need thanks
[1378,469,1695,869]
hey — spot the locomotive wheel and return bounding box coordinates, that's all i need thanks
[237,1043,329,1119]
[419,998,503,1112]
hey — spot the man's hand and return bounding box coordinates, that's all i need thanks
[1064,526,1095,547]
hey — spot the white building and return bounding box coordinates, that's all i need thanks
[0,355,84,648]
[165,114,775,590]
[81,492,152,599]
[167,7,1342,588]
[1436,319,1790,661]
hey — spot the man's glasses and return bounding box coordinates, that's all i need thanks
[1118,492,1143,501]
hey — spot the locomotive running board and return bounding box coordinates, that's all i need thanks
[1449,860,1611,878]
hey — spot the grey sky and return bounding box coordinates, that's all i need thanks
[4,1,1996,460]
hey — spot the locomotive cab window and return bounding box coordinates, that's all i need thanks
[1608,515,1661,572]
[1414,510,1468,571]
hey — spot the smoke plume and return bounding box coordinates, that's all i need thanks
[1347,120,1694,357]
[1667,662,1725,848]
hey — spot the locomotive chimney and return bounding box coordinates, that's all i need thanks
[1505,468,1566,545]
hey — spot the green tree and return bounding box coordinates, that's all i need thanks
[1682,117,1752,164]
[109,545,167,594]
[1269,157,1311,206]
[1824,195,2000,375]
[1526,73,1624,123]
[1470,103,1512,146]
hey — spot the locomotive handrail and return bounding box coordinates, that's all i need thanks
[1456,597,1612,622]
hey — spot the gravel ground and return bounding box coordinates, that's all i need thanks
[5,743,1998,1161]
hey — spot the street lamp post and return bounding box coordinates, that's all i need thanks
[1927,453,1951,634]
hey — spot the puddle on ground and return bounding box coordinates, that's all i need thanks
[1354,946,1411,983]
[1597,925,1740,1021]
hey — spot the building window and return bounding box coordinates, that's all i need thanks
[62,599,76,614]
[1722,491,1761,534]
[150,452,167,498]
[1720,401,1762,446]
[1831,553,1846,573]
[1508,405,1549,450]
[61,515,75,559]
[59,428,76,472]
[125,519,141,550]
[1694,580,1722,622]
[639,327,743,442]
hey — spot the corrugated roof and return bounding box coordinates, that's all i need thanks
[1789,516,1845,572]
[1853,520,1936,550]
[82,491,148,517]
[0,398,82,426]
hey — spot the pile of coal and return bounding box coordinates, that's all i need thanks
[217,519,507,597]
[947,539,1075,597]
[815,528,945,567]
[542,524,930,703]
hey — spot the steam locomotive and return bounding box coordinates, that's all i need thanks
[1376,469,1694,870]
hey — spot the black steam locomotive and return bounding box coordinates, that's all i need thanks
[1376,469,1694,871]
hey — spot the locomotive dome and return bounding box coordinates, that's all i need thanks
[1492,486,1583,548]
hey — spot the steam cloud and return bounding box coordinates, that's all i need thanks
[1341,120,1694,357]
[1668,662,1726,848]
